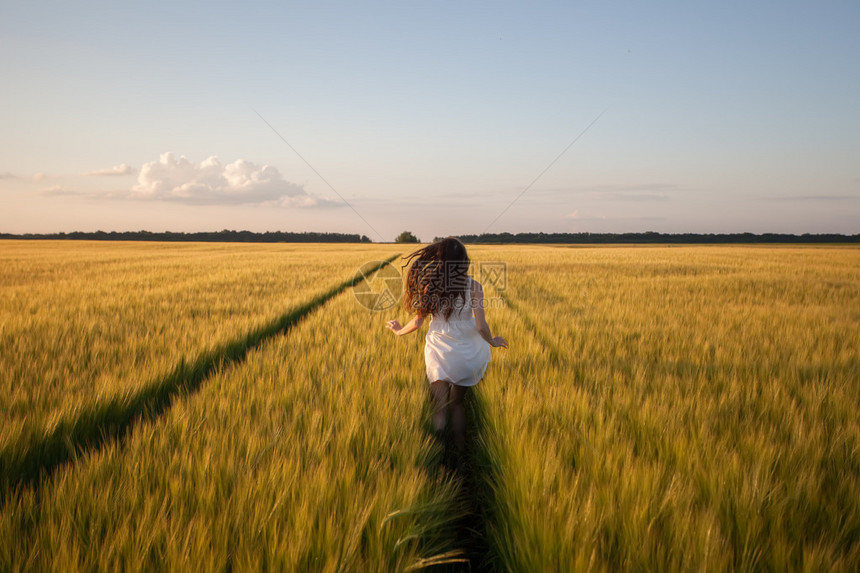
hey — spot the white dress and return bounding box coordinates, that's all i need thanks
[424,277,491,387]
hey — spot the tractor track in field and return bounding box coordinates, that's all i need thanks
[0,256,399,499]
[495,291,567,366]
[493,289,600,457]
[453,391,499,572]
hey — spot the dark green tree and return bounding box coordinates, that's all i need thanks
[395,231,419,243]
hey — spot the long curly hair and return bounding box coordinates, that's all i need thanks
[402,237,471,320]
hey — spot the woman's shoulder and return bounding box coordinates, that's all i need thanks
[469,277,484,293]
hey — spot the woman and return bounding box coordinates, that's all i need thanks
[385,237,507,452]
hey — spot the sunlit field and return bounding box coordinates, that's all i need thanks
[1,241,857,571]
[469,245,859,571]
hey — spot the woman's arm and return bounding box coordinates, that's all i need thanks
[385,314,425,336]
[471,280,508,348]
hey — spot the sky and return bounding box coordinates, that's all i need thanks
[1,0,858,241]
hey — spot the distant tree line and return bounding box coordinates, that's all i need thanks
[437,232,860,244]
[0,230,372,243]
[3,230,857,244]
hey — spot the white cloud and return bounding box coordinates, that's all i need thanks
[763,194,859,202]
[0,172,16,179]
[33,173,47,181]
[86,163,136,176]
[41,185,73,195]
[126,152,329,206]
[584,184,674,202]
[566,210,607,221]
[267,194,341,208]
[537,183,677,201]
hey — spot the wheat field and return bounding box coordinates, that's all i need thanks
[1,241,857,571]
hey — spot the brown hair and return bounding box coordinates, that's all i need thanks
[402,237,471,320]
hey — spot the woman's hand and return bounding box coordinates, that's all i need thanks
[387,315,424,336]
[491,336,508,349]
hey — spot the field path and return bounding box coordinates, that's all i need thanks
[0,256,399,498]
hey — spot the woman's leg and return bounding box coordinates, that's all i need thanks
[449,384,469,453]
[429,380,450,435]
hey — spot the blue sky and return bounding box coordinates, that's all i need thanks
[1,1,858,240]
